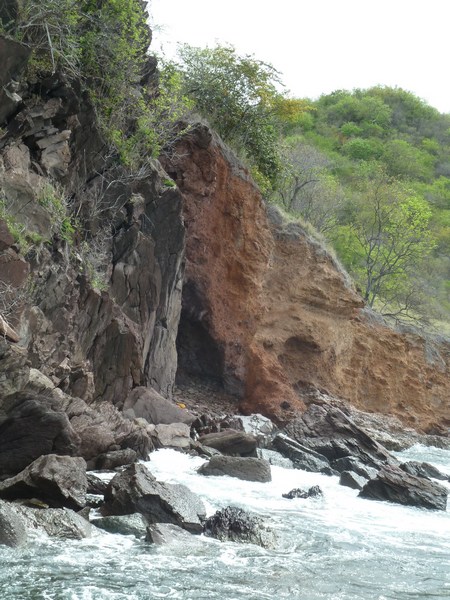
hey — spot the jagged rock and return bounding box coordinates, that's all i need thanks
[15,505,91,539]
[331,456,378,480]
[203,506,276,548]
[284,404,396,471]
[240,414,275,448]
[103,463,206,533]
[272,433,331,473]
[198,456,271,482]
[0,36,30,124]
[123,387,194,425]
[0,454,87,510]
[359,465,448,511]
[145,522,195,545]
[0,391,80,477]
[149,423,191,449]
[0,500,27,547]
[258,448,293,469]
[197,430,257,456]
[91,514,148,538]
[400,461,450,481]
[282,485,323,499]
[86,473,108,495]
[339,471,368,490]
[95,448,137,470]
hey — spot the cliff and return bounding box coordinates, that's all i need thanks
[0,36,449,479]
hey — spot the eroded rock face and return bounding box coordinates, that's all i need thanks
[165,128,450,432]
[203,506,276,548]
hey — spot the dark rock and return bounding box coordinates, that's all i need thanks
[203,506,276,548]
[0,500,27,547]
[123,387,194,425]
[0,454,87,510]
[91,514,148,538]
[103,463,206,533]
[15,505,91,539]
[282,485,323,499]
[400,461,450,482]
[0,219,14,251]
[198,456,271,482]
[145,523,195,545]
[272,433,331,473]
[86,473,108,495]
[359,465,448,511]
[331,456,378,480]
[0,391,80,477]
[95,448,137,470]
[0,36,30,124]
[339,471,368,491]
[198,430,258,456]
[284,404,396,471]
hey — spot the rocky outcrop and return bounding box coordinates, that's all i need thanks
[0,499,27,547]
[166,128,450,432]
[197,430,257,456]
[282,485,323,499]
[198,456,272,482]
[359,465,448,511]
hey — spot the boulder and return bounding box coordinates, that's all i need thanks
[95,448,137,470]
[0,500,27,547]
[240,414,275,448]
[150,423,191,450]
[282,485,323,499]
[284,404,396,471]
[0,454,87,510]
[15,505,91,539]
[400,461,450,482]
[198,430,257,456]
[123,387,194,425]
[0,36,30,124]
[198,456,271,483]
[203,507,276,548]
[145,523,195,545]
[91,514,148,538]
[0,391,80,477]
[86,473,108,495]
[272,433,331,474]
[359,465,448,511]
[331,456,378,480]
[103,463,206,533]
[258,448,294,469]
[339,471,368,491]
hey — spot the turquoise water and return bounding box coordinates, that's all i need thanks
[1,445,449,599]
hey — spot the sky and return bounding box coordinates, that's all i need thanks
[148,0,450,114]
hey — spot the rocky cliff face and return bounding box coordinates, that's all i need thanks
[166,127,450,432]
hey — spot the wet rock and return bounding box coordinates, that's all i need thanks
[0,454,87,510]
[95,448,137,470]
[198,456,271,482]
[103,463,206,533]
[400,461,450,482]
[150,423,191,449]
[339,471,368,491]
[258,448,293,469]
[91,514,148,538]
[15,505,91,539]
[331,457,378,480]
[145,523,195,545]
[359,465,448,511]
[272,433,331,474]
[123,387,195,425]
[282,485,323,499]
[0,500,27,547]
[284,404,396,471]
[197,430,257,456]
[203,506,276,548]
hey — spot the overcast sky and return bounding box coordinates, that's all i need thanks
[148,0,450,114]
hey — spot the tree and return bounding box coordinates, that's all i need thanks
[334,172,436,322]
[176,44,306,185]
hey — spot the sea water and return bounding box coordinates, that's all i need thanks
[1,445,449,600]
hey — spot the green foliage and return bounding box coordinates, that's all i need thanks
[176,44,308,186]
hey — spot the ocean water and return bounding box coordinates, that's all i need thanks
[1,445,449,600]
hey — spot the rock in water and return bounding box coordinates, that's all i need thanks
[203,506,276,548]
[0,454,87,510]
[0,500,27,547]
[400,461,450,482]
[103,463,206,533]
[359,465,448,511]
[198,456,271,482]
[91,514,149,538]
[339,471,368,491]
[198,430,257,456]
[282,485,323,499]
